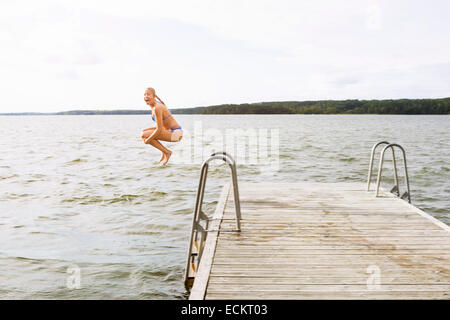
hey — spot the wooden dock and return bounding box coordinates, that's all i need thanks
[189,182,450,299]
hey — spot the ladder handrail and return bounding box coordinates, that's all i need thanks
[367,141,399,195]
[184,152,241,290]
[375,143,411,203]
[211,152,242,225]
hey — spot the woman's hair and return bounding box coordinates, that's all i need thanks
[146,87,166,105]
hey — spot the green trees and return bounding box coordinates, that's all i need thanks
[172,98,450,114]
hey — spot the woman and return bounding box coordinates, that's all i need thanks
[141,88,183,165]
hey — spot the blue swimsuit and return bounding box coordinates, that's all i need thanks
[151,112,182,131]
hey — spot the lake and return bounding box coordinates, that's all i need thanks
[0,114,448,299]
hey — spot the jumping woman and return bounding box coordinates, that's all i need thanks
[141,88,183,165]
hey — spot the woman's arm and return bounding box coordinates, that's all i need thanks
[144,104,163,143]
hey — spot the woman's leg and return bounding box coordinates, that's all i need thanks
[141,129,172,164]
[149,129,184,164]
[147,139,170,154]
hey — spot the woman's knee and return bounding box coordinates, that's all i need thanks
[141,129,154,139]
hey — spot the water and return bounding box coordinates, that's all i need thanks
[0,114,448,299]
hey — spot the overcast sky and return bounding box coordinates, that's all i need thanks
[0,0,449,112]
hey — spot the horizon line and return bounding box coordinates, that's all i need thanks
[2,96,450,115]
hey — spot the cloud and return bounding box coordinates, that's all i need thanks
[0,0,449,112]
[331,77,362,87]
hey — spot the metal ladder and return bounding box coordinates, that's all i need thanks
[184,152,242,290]
[367,141,411,203]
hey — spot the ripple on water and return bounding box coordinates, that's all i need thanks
[3,193,33,200]
[66,158,86,164]
[0,174,19,180]
[60,192,168,205]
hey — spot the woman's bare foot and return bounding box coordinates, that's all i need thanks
[158,153,165,163]
[162,150,172,166]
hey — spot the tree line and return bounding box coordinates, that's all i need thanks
[171,98,450,114]
[1,97,449,115]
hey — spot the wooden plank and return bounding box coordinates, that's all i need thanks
[211,257,450,266]
[223,216,438,222]
[205,291,450,300]
[217,235,450,241]
[209,263,450,275]
[210,263,449,270]
[208,276,450,285]
[223,211,426,216]
[216,238,449,244]
[219,228,446,234]
[220,221,441,227]
[219,224,442,230]
[188,183,230,300]
[223,216,434,221]
[223,215,427,219]
[215,243,450,250]
[206,284,450,291]
[215,249,450,255]
[210,269,450,277]
[216,241,450,247]
[215,230,450,236]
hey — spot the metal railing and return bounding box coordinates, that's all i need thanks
[367,141,411,203]
[376,143,411,203]
[367,141,399,195]
[184,152,241,290]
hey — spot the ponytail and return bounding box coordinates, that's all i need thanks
[155,94,166,105]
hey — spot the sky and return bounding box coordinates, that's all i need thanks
[0,0,449,112]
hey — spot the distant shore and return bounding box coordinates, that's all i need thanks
[2,97,449,115]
